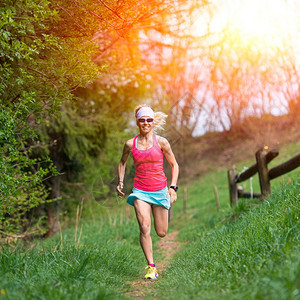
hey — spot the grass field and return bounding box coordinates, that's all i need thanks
[152,179,299,299]
[0,143,299,299]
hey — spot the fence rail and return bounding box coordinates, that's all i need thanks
[228,147,300,206]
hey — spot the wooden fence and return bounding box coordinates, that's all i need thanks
[228,147,300,206]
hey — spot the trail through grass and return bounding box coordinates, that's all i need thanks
[124,231,181,298]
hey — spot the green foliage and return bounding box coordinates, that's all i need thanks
[0,0,101,236]
[1,0,169,236]
[0,102,58,235]
[0,0,173,240]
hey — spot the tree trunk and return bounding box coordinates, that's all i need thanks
[45,175,61,237]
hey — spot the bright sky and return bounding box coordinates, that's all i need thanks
[194,0,300,56]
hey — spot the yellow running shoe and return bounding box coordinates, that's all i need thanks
[145,265,158,279]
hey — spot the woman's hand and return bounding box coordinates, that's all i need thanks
[116,182,125,198]
[168,188,177,205]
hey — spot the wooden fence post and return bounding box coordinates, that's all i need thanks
[213,185,220,211]
[228,167,238,207]
[255,147,271,198]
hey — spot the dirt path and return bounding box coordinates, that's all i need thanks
[124,231,181,299]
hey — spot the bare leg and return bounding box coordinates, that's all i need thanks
[134,199,154,264]
[152,205,169,238]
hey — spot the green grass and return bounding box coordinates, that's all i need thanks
[152,180,299,299]
[0,208,148,300]
[0,145,299,299]
[150,144,300,299]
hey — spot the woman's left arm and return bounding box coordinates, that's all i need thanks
[158,136,179,205]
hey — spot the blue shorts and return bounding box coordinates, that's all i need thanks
[126,187,171,210]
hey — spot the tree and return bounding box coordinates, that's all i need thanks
[0,0,101,237]
[132,1,300,135]
[0,0,181,237]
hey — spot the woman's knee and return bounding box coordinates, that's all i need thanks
[156,229,167,238]
[140,223,151,235]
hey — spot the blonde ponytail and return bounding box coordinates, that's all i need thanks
[153,111,168,132]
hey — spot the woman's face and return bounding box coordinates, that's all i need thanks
[136,115,154,134]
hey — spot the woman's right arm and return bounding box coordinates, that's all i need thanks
[116,139,133,197]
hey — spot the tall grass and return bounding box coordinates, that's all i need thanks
[152,179,299,300]
[0,203,150,300]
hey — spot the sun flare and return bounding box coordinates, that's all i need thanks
[195,0,300,52]
[227,0,296,45]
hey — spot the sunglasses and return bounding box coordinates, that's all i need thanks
[138,118,154,123]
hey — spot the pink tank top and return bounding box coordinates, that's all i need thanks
[132,134,167,191]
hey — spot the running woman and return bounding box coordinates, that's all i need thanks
[116,104,179,279]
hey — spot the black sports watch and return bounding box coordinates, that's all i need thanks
[169,185,178,192]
